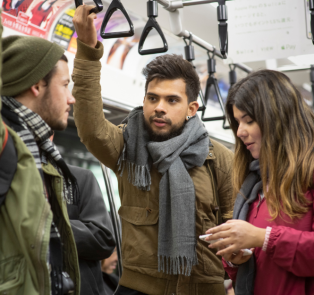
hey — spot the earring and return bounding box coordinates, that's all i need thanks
[187,116,191,120]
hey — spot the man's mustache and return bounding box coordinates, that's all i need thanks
[149,113,172,125]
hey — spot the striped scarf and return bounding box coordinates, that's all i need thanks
[2,96,79,205]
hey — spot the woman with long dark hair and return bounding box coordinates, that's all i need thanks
[205,70,314,295]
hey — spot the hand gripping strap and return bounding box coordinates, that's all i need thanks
[74,0,103,14]
[100,0,134,39]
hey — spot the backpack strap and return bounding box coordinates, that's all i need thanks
[0,122,17,206]
[206,159,223,225]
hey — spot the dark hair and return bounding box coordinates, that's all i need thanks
[142,54,200,103]
[42,54,68,86]
[226,69,314,220]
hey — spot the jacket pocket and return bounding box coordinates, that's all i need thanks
[118,206,159,268]
[201,218,224,276]
[0,255,25,293]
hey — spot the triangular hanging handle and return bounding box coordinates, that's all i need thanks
[100,0,134,39]
[138,18,168,55]
[201,76,225,122]
[74,0,103,14]
[138,0,168,55]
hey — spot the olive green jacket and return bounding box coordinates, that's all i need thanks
[0,135,80,295]
[0,19,80,294]
[72,39,234,295]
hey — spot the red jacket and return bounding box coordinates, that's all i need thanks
[224,189,314,295]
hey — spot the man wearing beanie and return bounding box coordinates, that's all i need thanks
[0,35,80,295]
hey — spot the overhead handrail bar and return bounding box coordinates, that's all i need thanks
[100,164,123,279]
[156,0,229,57]
[74,0,103,14]
[183,34,206,112]
[100,0,134,39]
[202,51,230,129]
[156,0,244,64]
[139,0,168,55]
[233,63,252,74]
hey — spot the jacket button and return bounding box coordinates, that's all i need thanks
[209,153,213,157]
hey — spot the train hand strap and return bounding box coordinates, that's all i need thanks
[138,0,168,55]
[217,0,228,58]
[74,0,103,14]
[100,0,134,39]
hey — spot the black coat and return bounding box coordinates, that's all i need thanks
[67,165,116,295]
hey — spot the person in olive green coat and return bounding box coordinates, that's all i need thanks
[0,33,80,295]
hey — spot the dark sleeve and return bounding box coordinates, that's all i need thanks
[67,165,116,261]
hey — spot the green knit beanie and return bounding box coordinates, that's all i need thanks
[2,35,65,97]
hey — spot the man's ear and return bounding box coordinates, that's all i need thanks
[187,101,199,117]
[30,80,46,97]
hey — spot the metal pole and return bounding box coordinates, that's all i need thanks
[182,0,231,6]
[100,163,123,279]
[234,63,252,74]
[156,0,251,71]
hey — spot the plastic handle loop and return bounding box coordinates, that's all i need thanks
[138,18,168,55]
[201,56,230,129]
[74,0,103,14]
[138,1,168,55]
[100,0,134,39]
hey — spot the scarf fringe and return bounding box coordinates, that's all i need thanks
[158,255,198,276]
[118,144,151,191]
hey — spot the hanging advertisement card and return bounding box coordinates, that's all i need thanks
[228,0,314,63]
[2,0,71,38]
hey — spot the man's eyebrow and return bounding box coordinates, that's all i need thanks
[146,92,182,99]
[146,92,159,96]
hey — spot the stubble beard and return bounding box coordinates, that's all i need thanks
[143,114,186,142]
[38,87,68,131]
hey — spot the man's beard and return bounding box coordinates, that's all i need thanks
[144,113,186,142]
[38,87,67,131]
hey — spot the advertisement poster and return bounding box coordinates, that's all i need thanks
[228,0,314,63]
[52,3,143,71]
[2,0,71,38]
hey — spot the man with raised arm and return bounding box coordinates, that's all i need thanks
[72,5,233,295]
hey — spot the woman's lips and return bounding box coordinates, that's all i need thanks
[246,143,254,150]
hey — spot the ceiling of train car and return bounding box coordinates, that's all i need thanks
[120,0,312,95]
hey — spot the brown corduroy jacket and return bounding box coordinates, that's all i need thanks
[72,40,234,295]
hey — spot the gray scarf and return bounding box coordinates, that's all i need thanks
[118,107,209,276]
[232,159,262,295]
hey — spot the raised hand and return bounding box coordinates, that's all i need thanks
[72,4,98,48]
